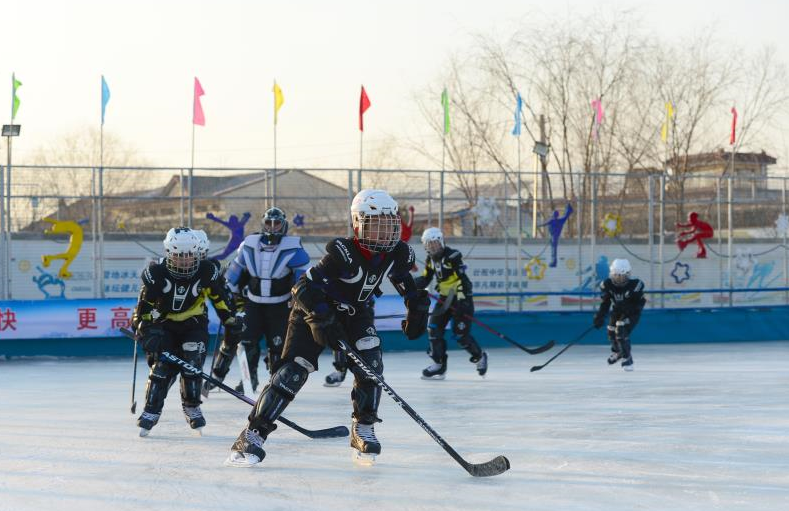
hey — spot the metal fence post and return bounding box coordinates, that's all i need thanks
[99,165,106,298]
[727,176,733,306]
[0,164,4,300]
[659,173,665,308]
[517,166,523,312]
[648,175,654,304]
[347,170,354,237]
[439,169,444,231]
[784,178,788,305]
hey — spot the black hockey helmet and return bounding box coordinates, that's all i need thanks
[261,207,288,245]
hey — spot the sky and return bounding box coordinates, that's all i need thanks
[2,0,788,171]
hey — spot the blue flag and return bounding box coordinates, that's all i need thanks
[101,75,110,125]
[512,92,523,136]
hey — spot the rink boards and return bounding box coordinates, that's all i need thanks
[1,301,787,357]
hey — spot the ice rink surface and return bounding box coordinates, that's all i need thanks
[1,342,788,511]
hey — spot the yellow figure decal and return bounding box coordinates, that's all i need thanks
[41,218,83,279]
[525,257,547,280]
[601,213,623,238]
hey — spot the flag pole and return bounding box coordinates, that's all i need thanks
[98,89,105,299]
[189,121,195,228]
[273,79,277,208]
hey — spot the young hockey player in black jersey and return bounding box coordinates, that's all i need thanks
[227,189,430,467]
[132,227,245,436]
[205,207,310,393]
[413,227,487,379]
[592,258,645,371]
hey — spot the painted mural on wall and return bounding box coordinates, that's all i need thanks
[41,217,85,279]
[206,212,251,260]
[676,212,714,258]
[541,203,573,267]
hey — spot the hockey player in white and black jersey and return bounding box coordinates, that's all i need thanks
[132,227,245,436]
[592,258,646,371]
[414,227,487,379]
[226,189,430,467]
[205,207,311,393]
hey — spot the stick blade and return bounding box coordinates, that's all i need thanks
[525,340,555,355]
[304,425,350,439]
[130,402,137,414]
[465,455,511,477]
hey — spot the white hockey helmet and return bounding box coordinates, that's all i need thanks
[609,258,632,287]
[351,189,401,253]
[421,227,444,257]
[193,229,210,260]
[163,227,201,279]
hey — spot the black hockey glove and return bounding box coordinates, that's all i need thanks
[305,305,346,350]
[224,314,246,338]
[592,314,605,330]
[139,324,166,353]
[402,290,430,340]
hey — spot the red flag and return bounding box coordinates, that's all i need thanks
[359,86,371,131]
[729,106,738,145]
[193,77,206,126]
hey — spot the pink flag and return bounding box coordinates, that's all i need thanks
[193,77,205,126]
[591,98,604,139]
[730,106,738,145]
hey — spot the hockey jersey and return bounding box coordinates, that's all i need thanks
[226,234,311,304]
[414,244,473,299]
[594,278,646,320]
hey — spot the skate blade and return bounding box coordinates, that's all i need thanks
[323,381,343,387]
[623,365,634,372]
[139,428,151,437]
[224,452,261,468]
[421,374,446,380]
[352,450,376,466]
[191,427,204,437]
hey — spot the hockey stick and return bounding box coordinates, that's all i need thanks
[120,328,348,439]
[529,326,595,372]
[202,323,224,398]
[336,338,510,477]
[427,292,554,355]
[130,333,139,414]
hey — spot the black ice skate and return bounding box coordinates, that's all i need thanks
[182,404,206,434]
[351,418,381,465]
[226,427,271,467]
[607,351,623,365]
[421,356,447,380]
[472,352,488,377]
[323,369,347,387]
[137,411,160,437]
[621,356,634,371]
[201,375,222,398]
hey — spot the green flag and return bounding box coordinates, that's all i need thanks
[12,74,22,120]
[441,88,450,135]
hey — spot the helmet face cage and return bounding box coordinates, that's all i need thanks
[164,228,200,279]
[611,271,630,287]
[261,207,288,245]
[424,239,444,257]
[354,212,401,253]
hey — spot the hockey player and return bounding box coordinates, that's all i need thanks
[208,207,311,393]
[227,189,430,466]
[132,227,244,436]
[592,258,645,371]
[414,227,487,379]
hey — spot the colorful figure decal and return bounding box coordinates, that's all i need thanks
[601,212,622,237]
[206,212,251,260]
[32,266,66,299]
[676,212,713,258]
[525,256,547,280]
[41,217,84,279]
[400,205,415,242]
[293,214,305,227]
[540,203,573,267]
[671,261,691,284]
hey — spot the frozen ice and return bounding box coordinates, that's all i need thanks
[1,342,787,511]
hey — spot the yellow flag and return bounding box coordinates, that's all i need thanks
[273,82,284,125]
[661,101,675,143]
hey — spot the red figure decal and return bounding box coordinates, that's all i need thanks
[676,212,714,258]
[400,205,415,242]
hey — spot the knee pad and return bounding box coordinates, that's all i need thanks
[606,325,617,342]
[250,360,310,424]
[349,347,384,382]
[352,380,382,424]
[144,362,173,412]
[427,323,443,341]
[451,318,471,337]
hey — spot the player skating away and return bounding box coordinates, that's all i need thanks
[413,227,487,379]
[131,227,245,436]
[204,207,310,393]
[592,258,645,371]
[227,189,430,467]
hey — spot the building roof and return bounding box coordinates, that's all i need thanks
[667,149,777,169]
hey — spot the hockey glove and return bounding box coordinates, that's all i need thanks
[592,314,605,330]
[402,290,430,340]
[305,305,346,350]
[139,324,166,353]
[224,315,246,338]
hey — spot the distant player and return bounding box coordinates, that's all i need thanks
[132,227,244,436]
[414,227,487,379]
[592,258,645,371]
[226,189,430,467]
